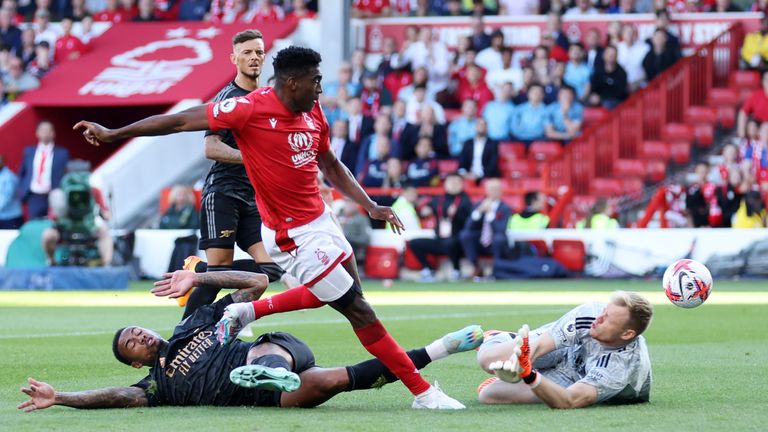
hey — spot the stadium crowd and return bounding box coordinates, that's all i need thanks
[2,1,767,277]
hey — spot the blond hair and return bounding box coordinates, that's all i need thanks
[611,291,653,336]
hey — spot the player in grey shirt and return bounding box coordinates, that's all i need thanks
[476,291,653,408]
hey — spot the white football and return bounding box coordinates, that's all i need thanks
[662,259,713,308]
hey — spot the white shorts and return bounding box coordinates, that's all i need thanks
[261,207,354,302]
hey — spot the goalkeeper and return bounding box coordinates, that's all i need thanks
[476,291,653,408]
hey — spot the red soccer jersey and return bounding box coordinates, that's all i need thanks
[742,89,768,123]
[206,88,330,230]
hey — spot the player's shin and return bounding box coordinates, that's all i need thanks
[344,349,432,391]
[252,286,324,318]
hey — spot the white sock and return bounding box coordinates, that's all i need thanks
[425,338,449,361]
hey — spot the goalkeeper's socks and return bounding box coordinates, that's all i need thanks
[181,265,229,319]
[345,348,432,391]
[251,286,324,318]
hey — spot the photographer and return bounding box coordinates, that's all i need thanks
[42,160,113,266]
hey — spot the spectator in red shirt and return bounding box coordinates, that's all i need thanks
[456,64,494,111]
[287,0,315,19]
[54,17,87,63]
[352,0,390,18]
[93,0,127,23]
[247,0,284,24]
[738,71,768,138]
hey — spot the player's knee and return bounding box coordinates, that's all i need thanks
[331,284,377,326]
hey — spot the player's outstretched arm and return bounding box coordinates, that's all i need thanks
[18,378,148,411]
[204,134,243,164]
[73,105,210,146]
[316,150,404,234]
[152,270,268,301]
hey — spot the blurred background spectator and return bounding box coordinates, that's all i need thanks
[159,185,198,229]
[0,153,23,228]
[17,120,69,219]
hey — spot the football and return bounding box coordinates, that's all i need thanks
[662,259,713,308]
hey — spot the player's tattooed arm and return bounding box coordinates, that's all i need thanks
[195,271,268,302]
[204,134,243,164]
[54,387,149,409]
[19,378,148,411]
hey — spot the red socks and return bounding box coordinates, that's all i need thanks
[251,286,324,318]
[354,320,431,396]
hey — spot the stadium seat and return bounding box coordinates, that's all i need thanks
[622,177,644,195]
[444,108,462,123]
[716,106,736,129]
[582,107,609,130]
[520,177,545,192]
[707,88,739,108]
[500,160,534,178]
[646,160,667,183]
[590,178,623,197]
[364,246,400,279]
[499,141,526,161]
[438,159,459,176]
[685,106,717,125]
[551,239,586,272]
[527,239,550,257]
[693,124,714,147]
[501,194,523,212]
[640,141,671,161]
[670,141,692,164]
[528,141,563,162]
[403,242,436,270]
[728,70,760,90]
[662,123,694,143]
[614,159,646,178]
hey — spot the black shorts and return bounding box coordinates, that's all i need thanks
[199,192,262,250]
[253,332,316,374]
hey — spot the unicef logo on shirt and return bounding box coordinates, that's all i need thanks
[288,132,313,153]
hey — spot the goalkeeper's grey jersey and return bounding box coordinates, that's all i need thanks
[538,301,652,404]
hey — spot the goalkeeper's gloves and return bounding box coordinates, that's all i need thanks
[515,324,541,389]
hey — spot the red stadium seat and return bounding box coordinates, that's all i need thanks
[582,107,609,130]
[663,123,694,143]
[622,177,644,195]
[520,177,545,192]
[527,239,550,257]
[693,124,714,148]
[501,194,523,212]
[685,106,717,125]
[729,70,760,90]
[590,178,623,197]
[552,239,586,272]
[640,141,671,161]
[669,142,692,164]
[499,141,526,161]
[716,106,736,129]
[614,159,646,178]
[364,247,400,279]
[528,141,563,162]
[500,160,534,178]
[438,159,459,176]
[403,242,436,270]
[444,108,462,123]
[646,160,667,183]
[707,88,739,108]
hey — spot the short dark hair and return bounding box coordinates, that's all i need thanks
[112,327,131,365]
[524,191,540,206]
[232,29,262,46]
[273,46,321,82]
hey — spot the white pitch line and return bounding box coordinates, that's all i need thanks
[0,308,568,340]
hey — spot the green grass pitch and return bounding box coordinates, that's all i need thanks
[1,279,766,432]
